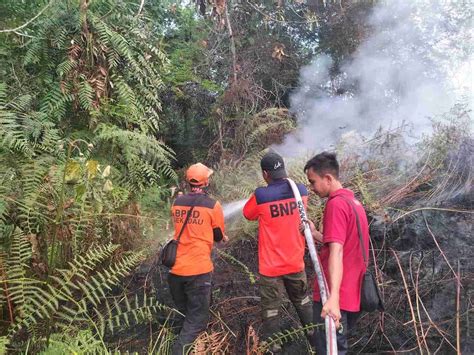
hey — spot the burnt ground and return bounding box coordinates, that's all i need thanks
[110,237,317,354]
[108,204,473,354]
[108,238,372,354]
[104,130,474,354]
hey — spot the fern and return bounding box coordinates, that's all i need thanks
[56,59,78,78]
[8,244,143,338]
[95,123,177,192]
[0,336,9,354]
[39,329,106,354]
[94,292,180,336]
[0,2,178,351]
[259,324,322,351]
[39,85,72,121]
[2,230,34,319]
[78,79,94,111]
[0,83,6,107]
[217,250,256,284]
[24,39,44,66]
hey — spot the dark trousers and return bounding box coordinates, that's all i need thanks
[259,270,313,341]
[168,272,212,355]
[312,302,360,355]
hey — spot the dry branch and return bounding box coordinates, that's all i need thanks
[423,213,462,285]
[0,1,53,33]
[391,249,424,354]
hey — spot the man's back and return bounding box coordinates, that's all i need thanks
[171,192,224,276]
[243,179,308,277]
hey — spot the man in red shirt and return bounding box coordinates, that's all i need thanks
[304,152,369,354]
[243,151,313,352]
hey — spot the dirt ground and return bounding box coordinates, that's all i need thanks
[115,237,323,354]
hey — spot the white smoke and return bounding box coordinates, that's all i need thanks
[276,0,473,155]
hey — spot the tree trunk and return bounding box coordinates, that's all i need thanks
[224,1,237,83]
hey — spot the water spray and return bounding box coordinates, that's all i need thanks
[223,199,247,220]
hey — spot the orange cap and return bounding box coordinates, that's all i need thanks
[186,163,213,186]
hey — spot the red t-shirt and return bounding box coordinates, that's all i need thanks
[313,188,369,312]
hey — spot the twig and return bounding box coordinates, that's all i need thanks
[210,309,237,338]
[411,253,430,353]
[0,1,53,33]
[391,207,474,224]
[13,30,38,38]
[224,0,237,83]
[391,249,424,354]
[355,325,379,354]
[136,0,145,17]
[417,298,458,351]
[244,0,319,24]
[382,150,432,205]
[456,261,461,354]
[422,213,461,285]
[213,295,260,307]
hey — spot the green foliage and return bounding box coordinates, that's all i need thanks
[3,0,175,194]
[2,231,145,351]
[0,0,178,271]
[157,5,222,166]
[0,3,179,351]
[96,293,180,337]
[40,329,105,354]
[162,7,213,87]
[0,337,8,355]
[259,324,321,352]
[217,250,256,284]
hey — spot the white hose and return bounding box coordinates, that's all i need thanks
[286,178,338,355]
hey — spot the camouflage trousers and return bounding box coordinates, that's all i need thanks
[259,270,313,341]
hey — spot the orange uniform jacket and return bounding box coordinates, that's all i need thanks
[170,192,225,276]
[243,179,308,277]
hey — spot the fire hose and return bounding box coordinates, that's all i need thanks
[286,178,338,355]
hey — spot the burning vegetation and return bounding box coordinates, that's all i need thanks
[0,0,471,354]
[117,106,472,354]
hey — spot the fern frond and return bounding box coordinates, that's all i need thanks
[259,324,322,351]
[217,250,256,284]
[0,83,6,107]
[10,245,143,337]
[57,59,78,78]
[95,293,179,336]
[4,230,33,317]
[78,79,94,111]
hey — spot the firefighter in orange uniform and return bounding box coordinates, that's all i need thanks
[243,152,313,353]
[169,163,227,354]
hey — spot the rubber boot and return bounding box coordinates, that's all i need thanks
[295,302,315,341]
[262,314,283,354]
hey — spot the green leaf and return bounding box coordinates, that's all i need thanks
[75,184,87,201]
[65,160,81,184]
[86,160,99,179]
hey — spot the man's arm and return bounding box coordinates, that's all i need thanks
[212,201,226,242]
[242,193,259,220]
[321,242,343,327]
[300,219,324,243]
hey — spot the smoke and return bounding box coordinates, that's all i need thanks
[276,1,473,156]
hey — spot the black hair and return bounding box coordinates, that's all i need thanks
[304,151,339,178]
[189,183,209,193]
